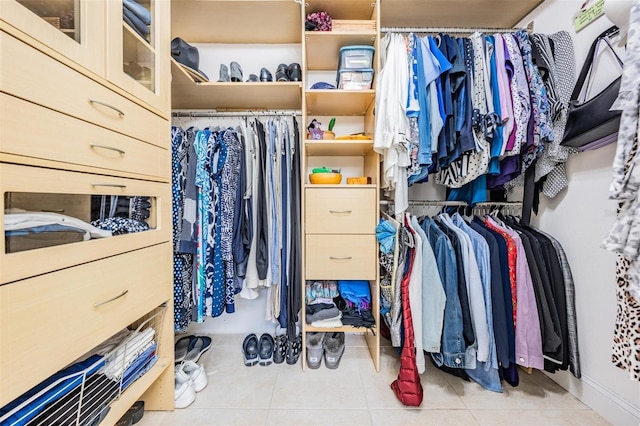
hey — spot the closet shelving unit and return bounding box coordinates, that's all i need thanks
[170,0,303,111]
[301,0,381,371]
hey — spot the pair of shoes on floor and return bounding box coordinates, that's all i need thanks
[243,333,275,366]
[175,335,212,364]
[174,360,208,409]
[275,63,302,82]
[306,332,345,369]
[115,401,144,426]
[272,324,302,365]
[218,61,243,82]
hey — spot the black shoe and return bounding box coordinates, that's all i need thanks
[275,63,289,82]
[286,333,301,365]
[246,73,259,82]
[259,67,273,82]
[242,334,259,366]
[273,328,287,364]
[288,63,302,81]
[258,333,275,366]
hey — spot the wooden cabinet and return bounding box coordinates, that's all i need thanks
[301,0,381,371]
[0,0,174,420]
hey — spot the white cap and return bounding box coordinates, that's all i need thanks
[604,0,633,46]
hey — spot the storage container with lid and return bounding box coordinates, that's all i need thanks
[337,68,374,90]
[338,45,375,70]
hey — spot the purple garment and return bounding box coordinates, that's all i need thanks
[503,39,517,152]
[486,218,544,369]
[487,156,521,189]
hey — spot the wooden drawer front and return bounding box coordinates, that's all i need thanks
[305,188,376,234]
[0,163,171,284]
[0,32,167,148]
[305,234,376,280]
[0,93,169,179]
[0,243,171,404]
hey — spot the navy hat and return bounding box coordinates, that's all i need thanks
[310,81,336,90]
[171,37,209,82]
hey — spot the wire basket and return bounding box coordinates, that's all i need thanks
[1,305,167,426]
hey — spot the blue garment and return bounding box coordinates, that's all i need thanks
[0,355,104,426]
[447,174,489,206]
[376,219,397,254]
[338,280,371,309]
[268,122,280,288]
[194,129,212,321]
[415,36,440,166]
[406,34,420,118]
[278,123,291,329]
[123,0,151,25]
[5,224,86,236]
[209,131,227,317]
[121,343,157,389]
[122,7,149,36]
[422,218,466,368]
[486,36,504,175]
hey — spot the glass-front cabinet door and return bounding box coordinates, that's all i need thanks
[0,0,106,76]
[107,0,170,116]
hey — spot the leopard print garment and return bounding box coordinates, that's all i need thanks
[612,255,640,380]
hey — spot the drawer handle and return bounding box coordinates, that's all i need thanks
[89,99,125,117]
[93,290,129,307]
[330,256,353,260]
[41,209,65,213]
[91,144,126,155]
[329,210,352,214]
[91,183,127,189]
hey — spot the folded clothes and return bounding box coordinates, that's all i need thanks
[123,0,151,25]
[311,316,343,328]
[338,280,371,310]
[306,306,341,324]
[123,7,149,36]
[5,209,112,240]
[305,280,338,304]
[306,302,335,315]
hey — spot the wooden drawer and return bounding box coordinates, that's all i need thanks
[0,163,171,284]
[0,93,170,179]
[305,234,377,280]
[0,32,167,148]
[305,188,376,234]
[0,243,171,405]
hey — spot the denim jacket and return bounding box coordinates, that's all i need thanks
[422,218,466,368]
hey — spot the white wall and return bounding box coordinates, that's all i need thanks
[517,1,640,424]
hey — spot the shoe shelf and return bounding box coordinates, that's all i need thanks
[380,0,542,28]
[123,21,152,50]
[170,0,302,44]
[171,60,302,110]
[305,325,375,333]
[305,31,376,71]
[305,90,375,116]
[304,139,374,156]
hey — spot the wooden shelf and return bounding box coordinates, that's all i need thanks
[305,139,374,156]
[171,60,302,110]
[304,184,376,188]
[102,357,172,426]
[171,0,301,43]
[380,0,544,29]
[305,31,377,70]
[306,0,376,20]
[123,22,152,51]
[306,90,375,116]
[305,325,377,333]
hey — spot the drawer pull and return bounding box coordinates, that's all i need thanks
[90,144,126,155]
[93,290,129,307]
[329,210,352,214]
[89,99,125,117]
[330,256,353,260]
[40,209,65,213]
[91,183,127,189]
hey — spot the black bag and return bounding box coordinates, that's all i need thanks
[561,26,623,149]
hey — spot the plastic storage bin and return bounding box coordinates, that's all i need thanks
[338,45,375,70]
[337,68,374,90]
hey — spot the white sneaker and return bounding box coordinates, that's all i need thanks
[178,360,208,392]
[174,369,196,409]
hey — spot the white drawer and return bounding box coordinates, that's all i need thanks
[0,31,167,148]
[0,93,170,180]
[0,163,171,284]
[0,243,171,405]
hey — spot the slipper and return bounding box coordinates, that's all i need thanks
[305,332,325,369]
[175,335,195,364]
[323,332,345,369]
[184,336,212,363]
[243,334,259,366]
[258,334,275,366]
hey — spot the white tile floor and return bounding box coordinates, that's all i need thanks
[138,334,610,426]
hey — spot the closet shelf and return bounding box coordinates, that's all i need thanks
[305,31,377,71]
[170,0,302,44]
[305,325,377,333]
[305,90,375,116]
[101,357,171,426]
[123,22,153,53]
[380,0,543,29]
[305,139,374,156]
[305,0,377,20]
[171,60,302,110]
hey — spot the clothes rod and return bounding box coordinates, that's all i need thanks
[172,110,301,118]
[380,200,523,207]
[380,26,529,34]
